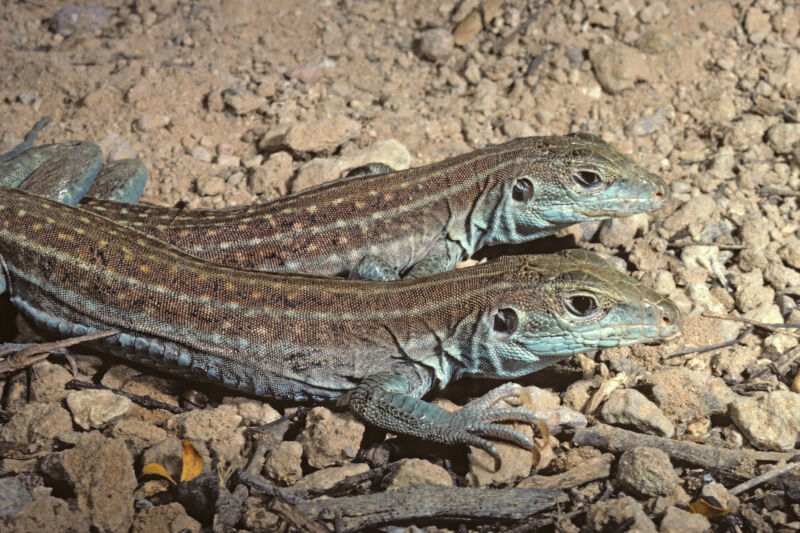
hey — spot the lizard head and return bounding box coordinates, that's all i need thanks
[482,133,668,244]
[461,250,680,380]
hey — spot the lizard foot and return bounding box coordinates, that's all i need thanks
[454,383,550,471]
[348,370,550,470]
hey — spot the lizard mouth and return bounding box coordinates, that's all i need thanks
[578,196,666,216]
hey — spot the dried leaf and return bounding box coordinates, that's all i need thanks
[142,462,176,485]
[180,440,204,482]
[688,497,731,518]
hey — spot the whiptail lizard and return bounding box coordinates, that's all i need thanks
[0,187,680,460]
[1,129,668,280]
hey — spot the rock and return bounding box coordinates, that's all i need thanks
[3,491,90,532]
[0,403,72,449]
[196,175,226,196]
[416,28,454,62]
[764,261,800,291]
[502,119,536,138]
[693,220,734,243]
[223,90,264,115]
[289,463,369,494]
[585,496,657,533]
[686,283,727,314]
[131,503,201,533]
[681,246,727,287]
[635,28,677,54]
[661,195,716,233]
[28,361,72,403]
[525,386,562,410]
[109,418,168,454]
[731,271,774,312]
[589,43,651,94]
[653,271,676,295]
[779,240,800,269]
[766,123,800,154]
[17,91,36,105]
[709,146,736,178]
[645,367,737,420]
[617,447,681,498]
[166,405,245,464]
[240,498,280,531]
[543,407,589,434]
[638,1,669,23]
[286,59,333,84]
[781,51,800,99]
[134,113,170,131]
[660,505,711,532]
[249,151,294,197]
[0,477,33,519]
[50,5,111,36]
[729,391,800,451]
[242,154,263,168]
[563,379,595,412]
[40,432,136,533]
[255,73,280,97]
[587,9,615,28]
[601,389,675,437]
[744,7,771,44]
[625,108,667,136]
[190,146,213,163]
[740,215,769,247]
[701,482,739,513]
[387,458,453,490]
[65,389,133,430]
[215,153,240,167]
[468,421,537,486]
[258,124,293,152]
[297,407,364,468]
[598,213,650,249]
[729,114,768,150]
[221,397,281,426]
[97,133,137,161]
[284,116,361,155]
[292,138,411,192]
[743,302,783,325]
[264,441,303,486]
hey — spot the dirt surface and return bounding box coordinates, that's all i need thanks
[1,0,800,531]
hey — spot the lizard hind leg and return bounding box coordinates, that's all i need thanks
[348,368,547,470]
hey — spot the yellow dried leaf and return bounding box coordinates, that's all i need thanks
[180,440,204,482]
[141,463,176,485]
[688,497,731,518]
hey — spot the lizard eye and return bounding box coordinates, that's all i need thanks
[512,178,534,202]
[571,170,603,190]
[563,294,601,318]
[494,308,518,334]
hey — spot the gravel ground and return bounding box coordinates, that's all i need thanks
[1,1,800,531]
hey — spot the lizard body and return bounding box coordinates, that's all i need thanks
[1,132,667,279]
[0,187,680,458]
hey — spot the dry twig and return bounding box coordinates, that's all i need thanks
[573,424,794,471]
[729,461,800,496]
[0,330,118,375]
[66,379,185,414]
[702,314,800,339]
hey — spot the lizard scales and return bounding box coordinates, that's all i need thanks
[3,132,668,278]
[0,187,680,457]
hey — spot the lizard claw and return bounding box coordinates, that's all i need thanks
[459,383,553,470]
